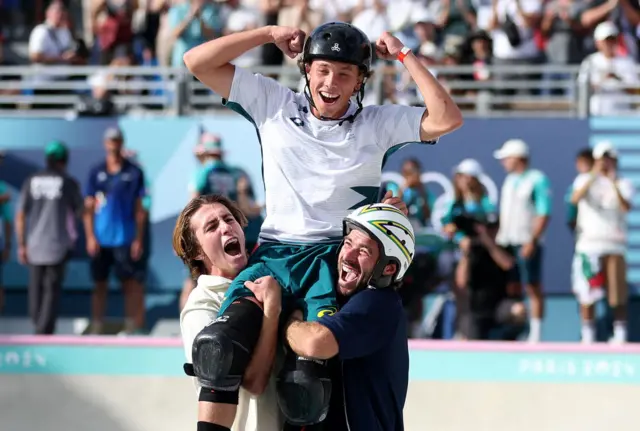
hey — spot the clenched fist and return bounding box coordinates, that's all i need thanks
[375,31,406,61]
[270,26,306,59]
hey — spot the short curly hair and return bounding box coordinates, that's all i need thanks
[172,194,248,279]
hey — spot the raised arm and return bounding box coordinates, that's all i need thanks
[183,25,305,99]
[374,32,463,141]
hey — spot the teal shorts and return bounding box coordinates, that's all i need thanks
[219,241,340,322]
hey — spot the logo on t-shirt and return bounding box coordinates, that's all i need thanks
[30,176,63,200]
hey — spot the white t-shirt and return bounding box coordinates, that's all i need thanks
[180,275,282,431]
[225,66,430,243]
[491,0,542,60]
[28,22,74,82]
[574,173,634,255]
[577,52,639,116]
[28,22,74,61]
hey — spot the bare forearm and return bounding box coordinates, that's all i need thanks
[571,177,595,204]
[486,243,515,271]
[286,319,336,359]
[455,255,469,288]
[402,52,463,139]
[614,185,632,212]
[286,319,313,357]
[184,26,273,74]
[15,213,25,247]
[581,1,616,27]
[243,313,279,395]
[531,216,549,242]
[83,211,96,239]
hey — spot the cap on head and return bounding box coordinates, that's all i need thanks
[455,158,483,178]
[594,21,619,41]
[343,203,415,288]
[303,22,372,73]
[201,133,223,155]
[104,127,124,141]
[493,139,529,160]
[45,140,68,161]
[593,141,618,159]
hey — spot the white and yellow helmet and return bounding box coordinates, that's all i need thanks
[343,203,416,288]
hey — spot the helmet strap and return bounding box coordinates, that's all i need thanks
[368,256,394,289]
[304,68,368,124]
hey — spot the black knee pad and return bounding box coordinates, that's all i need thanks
[197,422,230,431]
[185,298,263,393]
[276,351,332,426]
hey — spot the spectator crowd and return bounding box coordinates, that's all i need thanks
[0,0,638,114]
[383,138,633,344]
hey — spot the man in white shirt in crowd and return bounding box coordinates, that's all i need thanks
[494,139,552,343]
[578,21,639,116]
[570,141,633,344]
[175,194,282,431]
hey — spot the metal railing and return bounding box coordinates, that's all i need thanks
[0,63,638,118]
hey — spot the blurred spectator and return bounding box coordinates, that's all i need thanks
[0,35,22,110]
[487,0,543,94]
[571,141,633,344]
[441,159,497,338]
[465,30,493,89]
[412,17,439,53]
[310,0,356,22]
[29,2,83,66]
[493,139,551,343]
[15,141,83,335]
[442,159,496,242]
[456,221,527,340]
[260,0,285,69]
[221,0,262,67]
[92,0,136,65]
[578,21,639,116]
[84,127,147,335]
[188,132,237,199]
[437,0,478,47]
[541,0,586,65]
[0,152,10,315]
[351,0,390,41]
[168,0,221,68]
[386,158,434,230]
[565,147,594,231]
[581,0,640,61]
[540,0,586,95]
[122,148,152,330]
[235,172,263,251]
[77,69,117,116]
[153,0,175,66]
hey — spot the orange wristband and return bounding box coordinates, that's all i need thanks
[397,46,411,63]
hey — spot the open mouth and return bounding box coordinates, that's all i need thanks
[340,262,360,284]
[319,91,339,105]
[223,238,242,257]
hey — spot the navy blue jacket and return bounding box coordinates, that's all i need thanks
[320,287,409,431]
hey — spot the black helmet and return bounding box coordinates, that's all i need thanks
[302,22,372,73]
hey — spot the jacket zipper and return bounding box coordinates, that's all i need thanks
[341,362,352,431]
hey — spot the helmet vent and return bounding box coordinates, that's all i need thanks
[322,32,332,40]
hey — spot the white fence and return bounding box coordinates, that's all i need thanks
[0,64,638,118]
